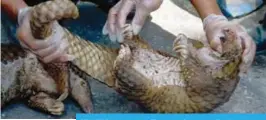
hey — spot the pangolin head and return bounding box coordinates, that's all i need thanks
[219,28,243,60]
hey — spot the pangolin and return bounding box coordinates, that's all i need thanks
[5,0,245,113]
[1,0,94,115]
[1,43,93,115]
[1,0,116,115]
[113,26,244,113]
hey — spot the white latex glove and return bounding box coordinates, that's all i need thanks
[102,0,163,43]
[203,14,256,74]
[16,7,74,63]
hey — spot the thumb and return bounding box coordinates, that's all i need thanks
[131,7,149,35]
[56,54,75,62]
[17,22,33,49]
[206,29,224,53]
[210,36,223,53]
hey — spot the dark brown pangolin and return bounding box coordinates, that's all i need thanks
[1,43,93,115]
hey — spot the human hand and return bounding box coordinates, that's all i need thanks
[16,7,74,63]
[203,14,256,74]
[102,0,163,43]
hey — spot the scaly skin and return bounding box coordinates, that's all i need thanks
[29,0,119,88]
[1,43,93,115]
[113,25,243,113]
[1,0,113,115]
[13,0,245,113]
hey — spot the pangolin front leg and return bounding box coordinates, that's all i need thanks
[121,24,151,49]
[27,92,64,115]
[41,63,69,102]
[172,33,190,60]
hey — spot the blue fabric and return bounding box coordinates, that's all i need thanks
[217,0,264,18]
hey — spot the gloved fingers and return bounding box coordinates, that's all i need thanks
[42,44,65,63]
[207,30,223,53]
[49,22,65,45]
[239,51,255,74]
[117,0,134,29]
[102,22,109,35]
[108,6,119,33]
[54,40,75,62]
[141,0,163,12]
[240,33,254,56]
[131,7,149,35]
[36,21,70,62]
[103,22,117,43]
[56,54,76,62]
[116,0,134,42]
[106,1,122,42]
[34,43,57,58]
[231,24,256,63]
[16,14,51,50]
[17,29,50,50]
[238,32,256,74]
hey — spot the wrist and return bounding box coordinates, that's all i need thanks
[17,7,31,26]
[203,14,228,30]
[190,0,223,20]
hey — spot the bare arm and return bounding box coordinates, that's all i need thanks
[190,0,223,20]
[1,0,28,21]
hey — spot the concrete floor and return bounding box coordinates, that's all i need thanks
[1,1,266,119]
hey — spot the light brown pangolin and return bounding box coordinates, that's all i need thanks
[113,25,244,113]
[7,0,246,113]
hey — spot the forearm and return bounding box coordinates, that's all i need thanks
[1,0,28,21]
[190,0,223,20]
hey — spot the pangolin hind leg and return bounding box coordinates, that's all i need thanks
[69,70,93,113]
[41,63,69,102]
[20,56,65,115]
[114,44,150,100]
[27,92,64,115]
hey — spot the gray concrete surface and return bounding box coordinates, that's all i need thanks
[1,1,266,119]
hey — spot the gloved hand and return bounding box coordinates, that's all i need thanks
[102,0,163,43]
[16,7,74,63]
[203,14,256,74]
